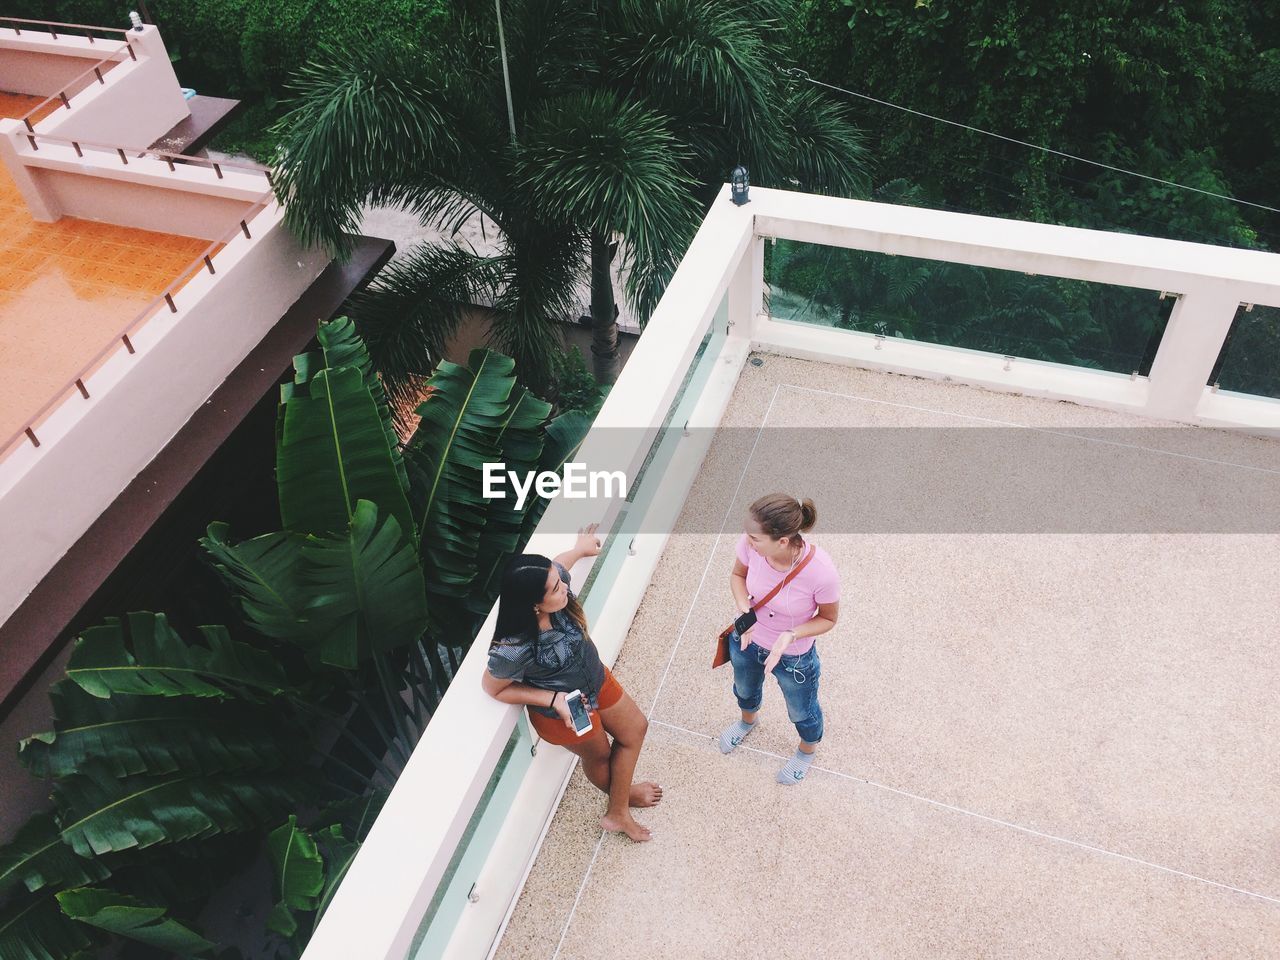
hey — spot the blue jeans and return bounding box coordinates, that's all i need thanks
[728,634,824,744]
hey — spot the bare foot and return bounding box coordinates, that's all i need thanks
[629,781,663,808]
[601,812,652,842]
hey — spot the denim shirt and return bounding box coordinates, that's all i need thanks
[487,562,606,717]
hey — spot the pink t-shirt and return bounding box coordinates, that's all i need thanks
[734,534,840,654]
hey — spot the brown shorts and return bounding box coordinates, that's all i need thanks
[528,668,624,746]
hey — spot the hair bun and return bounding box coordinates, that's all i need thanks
[798,497,817,533]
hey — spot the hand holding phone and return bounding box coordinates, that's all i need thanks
[563,689,593,737]
[734,608,757,650]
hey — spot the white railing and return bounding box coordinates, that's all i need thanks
[749,187,1280,432]
[303,184,1280,960]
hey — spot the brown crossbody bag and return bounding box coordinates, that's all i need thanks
[713,545,814,669]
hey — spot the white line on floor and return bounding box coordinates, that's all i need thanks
[549,384,783,960]
[778,381,1280,477]
[650,717,1280,907]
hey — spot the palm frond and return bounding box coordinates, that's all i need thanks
[486,223,586,392]
[347,242,509,416]
[272,34,463,254]
[610,0,780,148]
[516,91,701,274]
[754,86,871,197]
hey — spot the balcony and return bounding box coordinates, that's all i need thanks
[0,19,332,634]
[294,186,1277,959]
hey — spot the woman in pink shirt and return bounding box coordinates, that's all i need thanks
[721,493,840,784]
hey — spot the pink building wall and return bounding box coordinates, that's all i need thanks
[35,27,190,150]
[35,167,260,240]
[0,38,104,96]
[0,204,330,626]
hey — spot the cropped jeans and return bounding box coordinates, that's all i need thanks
[728,634,824,744]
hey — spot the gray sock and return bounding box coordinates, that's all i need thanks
[776,749,815,785]
[718,718,756,754]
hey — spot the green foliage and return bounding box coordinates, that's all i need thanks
[20,681,292,781]
[551,347,605,415]
[298,502,429,667]
[65,614,286,702]
[1,321,591,960]
[0,891,96,960]
[56,887,214,955]
[0,815,109,900]
[274,0,869,389]
[794,0,1273,248]
[265,817,324,938]
[277,361,415,543]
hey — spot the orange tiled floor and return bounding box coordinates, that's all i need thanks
[0,90,61,127]
[0,92,213,453]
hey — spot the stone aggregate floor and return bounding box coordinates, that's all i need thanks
[495,355,1280,960]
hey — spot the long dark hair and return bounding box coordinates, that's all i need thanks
[492,554,591,647]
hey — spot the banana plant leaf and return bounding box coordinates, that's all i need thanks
[312,824,360,926]
[53,764,308,860]
[276,363,414,544]
[20,681,294,781]
[407,349,516,599]
[56,887,214,955]
[265,816,323,937]
[314,318,408,495]
[201,525,312,643]
[0,815,108,900]
[461,407,594,620]
[0,892,95,960]
[427,382,550,644]
[299,500,429,668]
[65,615,285,702]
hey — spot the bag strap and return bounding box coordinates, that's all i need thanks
[751,545,815,610]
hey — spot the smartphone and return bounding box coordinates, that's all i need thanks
[564,689,593,737]
[734,609,758,635]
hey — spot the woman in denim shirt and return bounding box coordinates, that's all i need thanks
[483,526,659,842]
[721,494,840,784]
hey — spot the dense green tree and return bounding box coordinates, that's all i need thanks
[274,0,870,393]
[791,0,1276,249]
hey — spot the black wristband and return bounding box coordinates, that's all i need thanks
[548,690,557,709]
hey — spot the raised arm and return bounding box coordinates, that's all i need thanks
[552,523,602,575]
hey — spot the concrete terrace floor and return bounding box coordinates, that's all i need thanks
[496,353,1280,960]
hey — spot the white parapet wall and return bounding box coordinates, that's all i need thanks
[302,188,756,960]
[748,186,1280,431]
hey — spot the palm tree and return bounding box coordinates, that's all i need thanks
[273,0,870,391]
